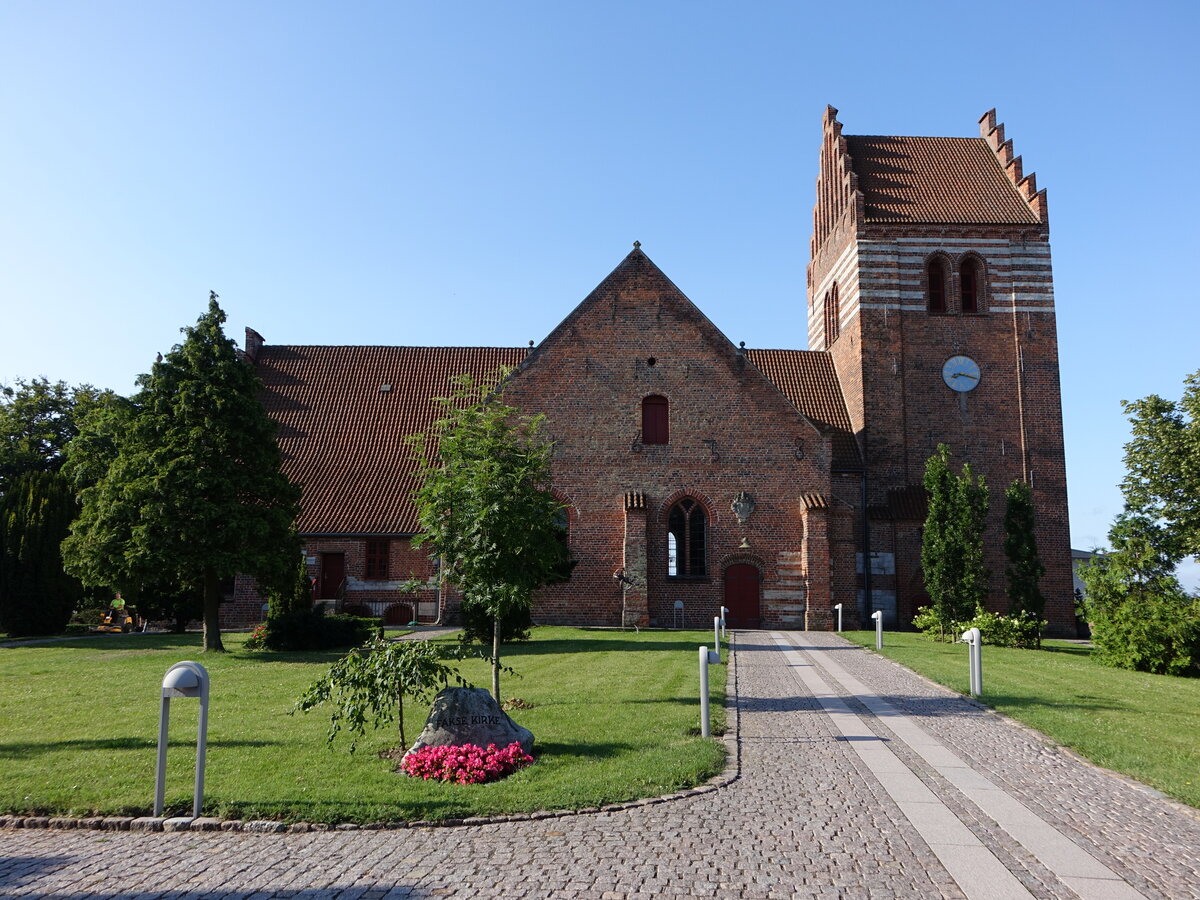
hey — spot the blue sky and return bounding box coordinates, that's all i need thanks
[2,1,1197,580]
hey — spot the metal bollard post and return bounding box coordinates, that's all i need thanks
[154,661,210,818]
[871,610,883,649]
[833,602,843,633]
[699,646,711,738]
[713,616,722,659]
[961,627,983,697]
[720,606,728,639]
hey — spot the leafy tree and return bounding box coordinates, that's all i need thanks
[63,295,301,652]
[0,471,82,636]
[410,373,568,701]
[920,444,989,639]
[1078,514,1200,676]
[0,378,110,494]
[1120,370,1200,560]
[1003,479,1046,625]
[293,637,467,751]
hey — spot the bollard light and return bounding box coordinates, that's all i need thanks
[960,627,983,697]
[713,616,722,659]
[871,610,883,649]
[719,606,728,639]
[833,602,843,633]
[154,661,210,818]
[698,646,712,738]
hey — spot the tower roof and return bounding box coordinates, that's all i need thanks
[844,134,1039,225]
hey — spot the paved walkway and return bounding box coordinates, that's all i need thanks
[3,631,1198,898]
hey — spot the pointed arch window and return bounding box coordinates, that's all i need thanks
[667,497,706,578]
[960,257,981,314]
[824,283,840,346]
[927,258,947,313]
[642,394,669,445]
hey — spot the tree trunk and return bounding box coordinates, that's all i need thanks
[491,613,501,702]
[398,689,406,749]
[202,567,226,652]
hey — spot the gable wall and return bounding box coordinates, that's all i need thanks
[502,257,834,628]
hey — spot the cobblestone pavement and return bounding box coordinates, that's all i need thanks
[3,631,1198,899]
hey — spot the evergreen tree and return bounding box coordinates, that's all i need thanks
[410,373,568,701]
[1078,514,1199,676]
[1003,479,1046,619]
[63,295,300,651]
[921,444,989,639]
[268,549,313,620]
[0,471,82,636]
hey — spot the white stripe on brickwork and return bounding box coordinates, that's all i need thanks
[772,633,1149,900]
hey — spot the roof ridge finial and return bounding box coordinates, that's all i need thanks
[633,240,641,250]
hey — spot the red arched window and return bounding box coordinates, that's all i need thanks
[960,257,981,313]
[642,394,668,445]
[667,498,706,578]
[824,283,840,346]
[927,258,947,313]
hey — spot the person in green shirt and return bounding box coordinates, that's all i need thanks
[109,592,126,620]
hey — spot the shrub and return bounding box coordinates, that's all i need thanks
[244,623,268,650]
[1087,589,1200,677]
[913,606,1045,649]
[401,741,533,784]
[262,607,378,651]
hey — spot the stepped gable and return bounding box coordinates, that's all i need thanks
[842,122,1041,225]
[255,344,529,535]
[744,348,859,469]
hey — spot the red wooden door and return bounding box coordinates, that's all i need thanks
[319,553,345,599]
[724,564,760,628]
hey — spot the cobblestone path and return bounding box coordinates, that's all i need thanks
[2,632,1197,898]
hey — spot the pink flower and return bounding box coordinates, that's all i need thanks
[401,741,533,784]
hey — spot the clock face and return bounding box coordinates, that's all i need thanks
[942,355,981,392]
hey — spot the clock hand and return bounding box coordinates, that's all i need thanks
[952,372,978,381]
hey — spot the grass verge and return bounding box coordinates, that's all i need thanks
[0,626,725,823]
[841,630,1199,809]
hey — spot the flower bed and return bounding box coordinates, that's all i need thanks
[401,741,533,784]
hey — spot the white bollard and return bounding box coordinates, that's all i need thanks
[961,627,983,697]
[155,661,210,818]
[871,610,883,649]
[833,602,843,633]
[699,646,711,738]
[720,606,728,639]
[713,616,722,659]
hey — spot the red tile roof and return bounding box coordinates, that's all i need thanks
[259,344,859,535]
[844,135,1038,225]
[745,348,860,470]
[257,345,529,535]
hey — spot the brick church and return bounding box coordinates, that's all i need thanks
[226,107,1076,636]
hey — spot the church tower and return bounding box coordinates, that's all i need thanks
[807,107,1075,635]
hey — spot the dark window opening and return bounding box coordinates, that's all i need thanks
[824,283,841,346]
[928,258,947,313]
[961,258,980,313]
[667,498,707,578]
[642,394,669,445]
[365,539,390,580]
[548,507,577,583]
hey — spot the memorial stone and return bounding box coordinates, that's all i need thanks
[405,687,535,758]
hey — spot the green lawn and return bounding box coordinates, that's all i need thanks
[0,626,726,823]
[841,630,1199,809]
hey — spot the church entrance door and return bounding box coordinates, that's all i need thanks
[723,563,760,628]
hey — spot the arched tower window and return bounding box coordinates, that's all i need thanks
[824,283,840,346]
[927,257,948,313]
[667,497,706,578]
[960,256,983,314]
[642,395,668,444]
